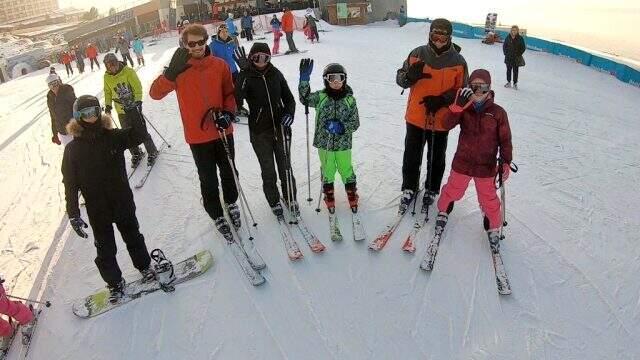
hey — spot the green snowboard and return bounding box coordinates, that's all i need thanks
[72,250,213,318]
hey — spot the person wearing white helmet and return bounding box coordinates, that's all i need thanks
[46,72,77,146]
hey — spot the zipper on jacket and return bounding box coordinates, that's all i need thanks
[261,75,278,140]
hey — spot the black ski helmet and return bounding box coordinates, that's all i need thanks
[322,63,347,88]
[73,95,101,120]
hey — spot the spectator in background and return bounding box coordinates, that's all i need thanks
[46,72,76,146]
[74,45,85,73]
[399,5,407,27]
[503,25,526,90]
[270,14,283,55]
[241,11,254,41]
[86,43,100,71]
[132,35,145,66]
[282,7,299,54]
[225,13,239,46]
[61,50,74,77]
[115,36,135,67]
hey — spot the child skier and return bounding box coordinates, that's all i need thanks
[434,69,513,252]
[270,15,282,55]
[298,59,360,213]
[0,279,34,350]
[132,36,145,66]
[62,95,156,304]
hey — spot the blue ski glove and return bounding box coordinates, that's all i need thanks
[325,120,344,135]
[281,113,294,127]
[299,58,313,82]
[70,217,89,238]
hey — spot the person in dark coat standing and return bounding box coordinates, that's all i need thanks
[241,11,254,41]
[46,73,76,146]
[233,42,298,217]
[503,25,526,90]
[62,95,155,304]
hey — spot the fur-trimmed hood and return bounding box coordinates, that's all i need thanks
[65,114,114,137]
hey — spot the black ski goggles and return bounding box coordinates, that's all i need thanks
[470,83,491,94]
[73,106,101,120]
[324,73,346,83]
[430,29,450,43]
[249,53,271,64]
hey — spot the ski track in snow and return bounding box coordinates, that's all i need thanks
[1,18,640,359]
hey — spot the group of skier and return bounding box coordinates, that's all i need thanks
[1,16,518,337]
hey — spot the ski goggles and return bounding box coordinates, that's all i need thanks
[249,52,271,64]
[186,38,207,48]
[323,73,346,83]
[73,106,101,120]
[470,83,491,94]
[429,29,450,43]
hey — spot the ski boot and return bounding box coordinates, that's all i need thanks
[421,190,436,213]
[107,278,126,304]
[227,203,241,229]
[214,217,233,242]
[323,183,336,213]
[147,151,159,167]
[487,229,501,253]
[139,266,156,283]
[513,83,518,90]
[504,82,511,88]
[130,149,145,168]
[345,182,359,212]
[434,211,448,237]
[270,202,284,219]
[398,189,415,215]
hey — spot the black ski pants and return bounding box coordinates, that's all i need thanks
[190,136,239,220]
[64,63,73,76]
[506,64,519,84]
[121,52,135,67]
[243,27,253,41]
[118,111,157,156]
[285,32,298,52]
[251,129,297,207]
[401,122,449,194]
[89,57,100,70]
[92,215,151,286]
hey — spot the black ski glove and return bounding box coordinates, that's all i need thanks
[215,111,235,129]
[422,95,446,115]
[164,48,191,81]
[233,46,250,71]
[406,61,430,84]
[449,88,474,113]
[70,217,89,238]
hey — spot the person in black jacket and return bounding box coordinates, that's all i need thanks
[234,43,298,218]
[503,25,526,90]
[46,73,76,146]
[62,95,155,304]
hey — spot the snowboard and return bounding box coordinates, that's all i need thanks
[72,250,213,318]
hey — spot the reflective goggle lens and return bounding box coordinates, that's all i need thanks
[324,73,346,83]
[470,83,491,93]
[249,53,271,64]
[74,106,100,120]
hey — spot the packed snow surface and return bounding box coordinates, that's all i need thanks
[1,21,639,359]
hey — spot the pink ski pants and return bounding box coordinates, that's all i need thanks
[437,170,502,229]
[0,284,33,336]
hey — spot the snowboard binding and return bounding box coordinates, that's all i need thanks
[151,249,176,292]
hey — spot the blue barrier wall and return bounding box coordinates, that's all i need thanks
[405,18,640,87]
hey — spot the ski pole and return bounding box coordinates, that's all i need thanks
[280,126,297,224]
[140,110,172,148]
[315,171,323,213]
[219,129,258,231]
[6,294,52,308]
[305,104,312,203]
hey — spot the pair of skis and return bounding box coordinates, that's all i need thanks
[276,209,325,261]
[369,196,511,295]
[327,207,367,243]
[223,222,267,287]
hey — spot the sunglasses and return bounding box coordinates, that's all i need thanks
[250,53,271,64]
[430,30,450,43]
[73,106,101,120]
[323,73,346,83]
[187,39,207,48]
[470,83,491,94]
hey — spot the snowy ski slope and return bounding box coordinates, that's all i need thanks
[1,20,639,359]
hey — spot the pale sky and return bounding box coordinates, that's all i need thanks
[59,0,137,13]
[408,0,640,60]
